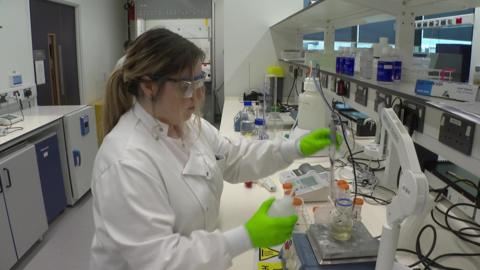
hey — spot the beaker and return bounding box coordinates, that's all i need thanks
[330,198,353,241]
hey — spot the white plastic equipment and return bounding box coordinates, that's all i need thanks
[365,108,429,270]
[297,77,326,131]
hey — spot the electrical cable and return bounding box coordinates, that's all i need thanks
[357,192,391,205]
[286,71,298,105]
[313,70,358,208]
[397,225,465,270]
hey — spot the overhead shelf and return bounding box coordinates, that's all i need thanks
[278,58,478,124]
[270,0,480,34]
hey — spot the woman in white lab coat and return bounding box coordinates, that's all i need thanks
[90,28,339,270]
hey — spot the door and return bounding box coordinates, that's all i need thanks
[1,145,48,258]
[30,0,80,105]
[63,107,98,202]
[0,185,17,270]
[35,133,67,223]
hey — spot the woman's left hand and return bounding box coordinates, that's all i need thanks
[298,128,343,157]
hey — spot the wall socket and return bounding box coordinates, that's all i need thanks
[355,85,368,106]
[402,100,426,133]
[439,113,475,155]
[374,92,392,112]
[0,94,7,104]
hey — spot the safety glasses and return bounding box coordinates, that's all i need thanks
[166,72,206,98]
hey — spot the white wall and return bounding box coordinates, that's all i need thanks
[54,0,126,104]
[0,0,36,91]
[224,0,302,97]
[469,7,480,84]
[0,0,125,104]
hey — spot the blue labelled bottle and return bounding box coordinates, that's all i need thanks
[392,49,402,82]
[336,51,343,74]
[343,48,355,76]
[254,118,269,140]
[240,101,255,136]
[377,47,393,84]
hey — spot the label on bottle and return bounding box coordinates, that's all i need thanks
[336,57,342,74]
[393,61,402,81]
[377,61,393,82]
[343,57,355,76]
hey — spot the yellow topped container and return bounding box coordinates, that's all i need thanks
[266,66,285,77]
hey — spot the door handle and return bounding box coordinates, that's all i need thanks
[73,150,81,167]
[0,175,3,193]
[58,44,65,97]
[3,168,12,188]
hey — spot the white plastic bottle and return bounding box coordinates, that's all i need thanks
[360,48,373,79]
[377,47,394,84]
[268,196,295,217]
[297,77,327,131]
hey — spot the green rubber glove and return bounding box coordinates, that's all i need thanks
[244,198,298,248]
[299,128,343,157]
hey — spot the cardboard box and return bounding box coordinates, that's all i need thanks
[415,79,479,102]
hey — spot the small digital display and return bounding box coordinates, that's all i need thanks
[300,176,317,187]
[293,169,302,176]
[12,75,22,85]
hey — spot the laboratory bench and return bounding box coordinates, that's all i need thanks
[218,97,479,270]
[0,105,98,270]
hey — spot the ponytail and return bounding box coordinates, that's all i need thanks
[103,69,134,135]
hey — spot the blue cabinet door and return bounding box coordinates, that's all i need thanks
[35,134,67,223]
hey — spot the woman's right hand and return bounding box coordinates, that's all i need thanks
[244,198,297,248]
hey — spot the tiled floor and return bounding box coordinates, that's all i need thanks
[14,193,93,270]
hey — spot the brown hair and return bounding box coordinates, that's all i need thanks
[103,28,205,135]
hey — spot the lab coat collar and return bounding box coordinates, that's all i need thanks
[132,102,170,140]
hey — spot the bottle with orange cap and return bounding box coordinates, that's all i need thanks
[268,184,296,217]
[353,197,364,222]
[335,179,350,201]
[292,196,309,232]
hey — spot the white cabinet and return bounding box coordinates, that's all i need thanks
[0,144,48,269]
[0,193,16,270]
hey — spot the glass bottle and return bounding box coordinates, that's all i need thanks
[240,101,255,136]
[330,198,353,241]
[254,118,269,140]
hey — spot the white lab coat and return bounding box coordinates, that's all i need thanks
[89,103,301,270]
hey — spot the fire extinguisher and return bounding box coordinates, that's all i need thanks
[124,1,135,40]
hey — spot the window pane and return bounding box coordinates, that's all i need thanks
[303,40,324,50]
[359,20,395,44]
[423,26,473,42]
[304,32,324,40]
[423,8,474,19]
[335,26,356,42]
